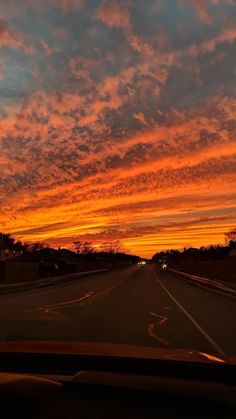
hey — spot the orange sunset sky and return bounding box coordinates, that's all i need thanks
[0,0,236,257]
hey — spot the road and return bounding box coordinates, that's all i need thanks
[0,264,236,356]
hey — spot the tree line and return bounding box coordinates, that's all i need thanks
[152,228,236,264]
[0,233,47,252]
[0,233,138,260]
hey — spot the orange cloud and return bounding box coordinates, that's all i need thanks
[0,0,236,257]
[0,18,25,49]
[95,0,156,57]
[192,0,211,23]
[95,0,131,30]
[57,0,85,12]
[40,39,53,55]
[180,0,211,24]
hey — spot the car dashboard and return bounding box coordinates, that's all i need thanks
[0,353,235,419]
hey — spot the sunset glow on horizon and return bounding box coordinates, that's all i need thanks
[0,0,236,257]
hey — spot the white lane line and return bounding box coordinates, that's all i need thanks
[153,271,225,357]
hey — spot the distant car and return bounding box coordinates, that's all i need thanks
[160,263,168,271]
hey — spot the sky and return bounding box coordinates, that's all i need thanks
[0,0,236,257]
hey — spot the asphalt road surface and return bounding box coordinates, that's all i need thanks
[0,264,236,356]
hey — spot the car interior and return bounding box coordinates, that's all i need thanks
[0,350,235,419]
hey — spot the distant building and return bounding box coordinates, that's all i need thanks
[0,248,23,262]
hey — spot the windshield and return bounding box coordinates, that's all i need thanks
[0,0,236,365]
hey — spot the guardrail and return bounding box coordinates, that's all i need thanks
[169,268,236,300]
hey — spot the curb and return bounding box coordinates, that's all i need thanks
[0,269,108,296]
[169,269,236,300]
